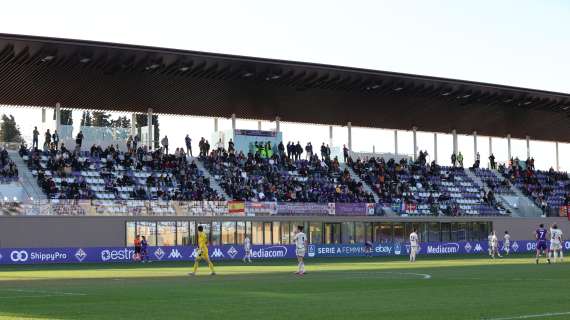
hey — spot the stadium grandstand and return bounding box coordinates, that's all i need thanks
[0,33,569,251]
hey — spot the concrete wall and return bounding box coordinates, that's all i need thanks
[1,216,568,248]
[493,217,570,241]
[0,217,125,248]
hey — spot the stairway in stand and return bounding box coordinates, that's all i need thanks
[341,163,397,216]
[8,150,47,201]
[193,157,230,200]
[489,169,543,217]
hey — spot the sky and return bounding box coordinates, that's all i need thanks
[0,0,569,169]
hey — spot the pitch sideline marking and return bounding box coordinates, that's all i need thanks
[483,311,570,320]
[0,289,87,296]
[316,271,432,280]
[376,272,431,279]
[0,295,75,299]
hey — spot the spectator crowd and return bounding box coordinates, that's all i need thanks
[202,142,374,203]
[20,140,221,201]
[349,152,502,216]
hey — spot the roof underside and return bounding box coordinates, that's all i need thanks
[0,33,569,141]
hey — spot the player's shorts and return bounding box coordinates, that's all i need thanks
[296,248,306,257]
[197,248,209,258]
[410,244,418,254]
[536,241,548,251]
[550,241,562,251]
[504,241,510,247]
[134,246,141,254]
[244,248,252,256]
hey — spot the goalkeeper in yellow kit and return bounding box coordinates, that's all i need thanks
[189,225,216,276]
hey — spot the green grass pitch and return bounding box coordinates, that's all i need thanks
[0,255,569,320]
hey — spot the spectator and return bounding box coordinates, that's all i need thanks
[451,153,457,167]
[199,137,205,157]
[185,134,192,156]
[215,139,223,152]
[52,130,59,151]
[32,127,39,149]
[278,141,285,158]
[265,141,273,158]
[472,158,480,169]
[457,152,464,168]
[161,135,169,154]
[44,129,51,147]
[343,144,349,163]
[489,153,496,169]
[76,131,84,149]
[134,134,140,150]
[228,139,235,154]
[305,142,312,160]
[127,135,133,152]
[487,190,495,206]
[295,142,303,161]
[452,202,460,216]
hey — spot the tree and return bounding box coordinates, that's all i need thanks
[61,110,73,125]
[121,116,131,129]
[92,112,111,127]
[80,112,92,126]
[0,114,22,143]
[110,116,131,128]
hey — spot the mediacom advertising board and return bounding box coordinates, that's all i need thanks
[0,240,567,265]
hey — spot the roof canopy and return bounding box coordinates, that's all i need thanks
[0,33,569,141]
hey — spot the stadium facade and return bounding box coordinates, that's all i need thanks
[0,34,569,256]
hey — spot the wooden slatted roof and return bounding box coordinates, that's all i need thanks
[0,33,568,141]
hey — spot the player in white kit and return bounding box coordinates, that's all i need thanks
[243,236,252,263]
[503,231,511,255]
[490,231,501,259]
[549,224,564,263]
[409,229,419,262]
[293,225,307,275]
[487,232,493,257]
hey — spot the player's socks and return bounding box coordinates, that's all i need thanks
[560,251,563,262]
[193,261,199,274]
[208,262,215,274]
